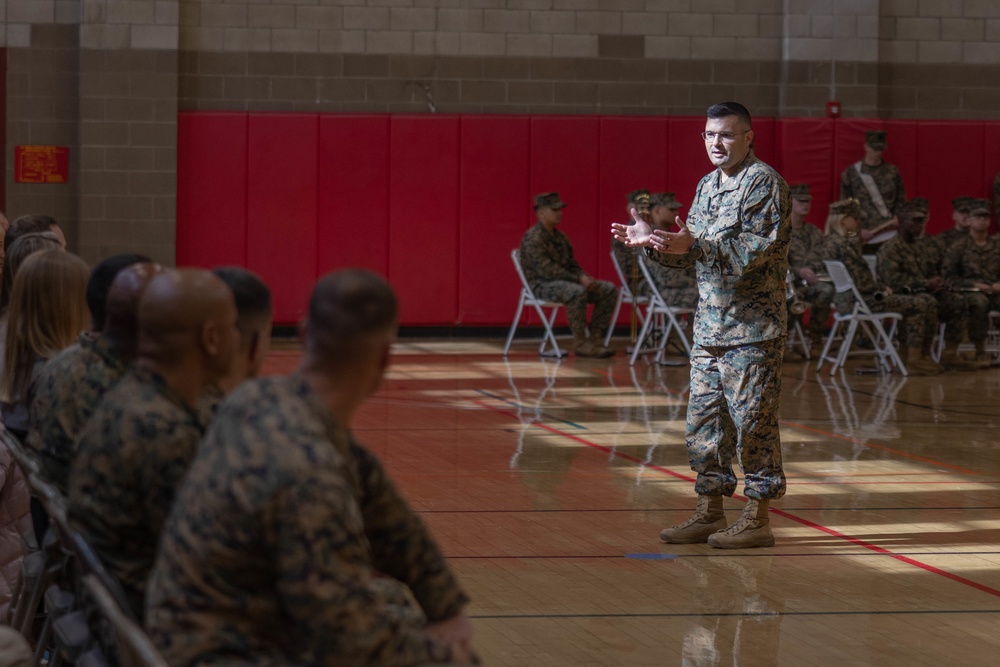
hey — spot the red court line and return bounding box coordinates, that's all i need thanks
[780,419,981,476]
[474,399,1000,600]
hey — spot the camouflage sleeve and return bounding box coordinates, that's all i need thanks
[646,258,695,290]
[892,167,906,213]
[269,453,453,667]
[520,231,582,283]
[697,173,789,277]
[941,242,968,288]
[352,442,468,622]
[138,425,203,542]
[877,243,925,292]
[840,167,852,200]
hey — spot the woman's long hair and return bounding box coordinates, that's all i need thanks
[0,249,91,403]
[0,232,64,317]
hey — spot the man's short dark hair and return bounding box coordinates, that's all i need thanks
[211,267,273,338]
[5,214,59,252]
[706,102,752,128]
[305,269,397,369]
[87,254,152,331]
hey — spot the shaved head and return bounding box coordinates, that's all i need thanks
[104,262,162,356]
[304,269,398,372]
[138,269,240,381]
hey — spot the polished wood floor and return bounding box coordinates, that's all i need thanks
[264,339,1000,666]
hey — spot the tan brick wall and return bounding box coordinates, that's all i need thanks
[4,0,179,265]
[7,0,1000,264]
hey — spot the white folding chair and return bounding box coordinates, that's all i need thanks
[629,254,694,366]
[816,260,907,376]
[503,249,568,358]
[605,249,650,346]
[863,254,878,279]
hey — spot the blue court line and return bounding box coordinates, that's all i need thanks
[474,389,586,430]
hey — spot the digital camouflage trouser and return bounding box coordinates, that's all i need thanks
[686,337,786,501]
[533,280,617,340]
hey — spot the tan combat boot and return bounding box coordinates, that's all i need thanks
[586,332,615,359]
[707,499,774,549]
[902,348,941,375]
[660,495,727,544]
[940,344,977,371]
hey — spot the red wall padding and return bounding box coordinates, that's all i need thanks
[318,115,390,277]
[388,116,460,325]
[246,114,318,324]
[458,116,530,325]
[177,112,1000,325]
[176,112,248,268]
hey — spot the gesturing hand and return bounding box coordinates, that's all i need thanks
[610,207,654,247]
[651,218,696,254]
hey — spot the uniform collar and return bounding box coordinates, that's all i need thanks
[713,150,757,193]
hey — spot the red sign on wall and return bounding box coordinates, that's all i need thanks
[14,145,69,183]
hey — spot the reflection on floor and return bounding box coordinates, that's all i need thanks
[265,337,1000,666]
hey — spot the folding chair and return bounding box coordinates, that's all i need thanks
[785,271,811,359]
[604,249,650,346]
[80,574,169,667]
[816,260,907,376]
[503,249,568,358]
[863,254,878,279]
[629,254,694,366]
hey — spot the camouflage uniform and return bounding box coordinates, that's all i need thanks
[647,151,789,500]
[935,226,968,251]
[520,222,616,340]
[645,259,700,309]
[25,333,129,495]
[878,235,967,344]
[827,234,938,349]
[68,365,209,619]
[146,375,467,667]
[839,162,906,231]
[787,222,835,334]
[942,234,1000,344]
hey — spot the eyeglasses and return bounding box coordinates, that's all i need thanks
[701,130,750,144]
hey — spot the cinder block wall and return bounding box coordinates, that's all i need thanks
[5,0,1000,264]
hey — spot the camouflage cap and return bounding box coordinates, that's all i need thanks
[829,198,862,219]
[968,198,991,217]
[900,198,929,223]
[789,183,812,201]
[865,130,887,150]
[627,189,651,208]
[952,196,975,213]
[533,192,566,210]
[650,192,683,209]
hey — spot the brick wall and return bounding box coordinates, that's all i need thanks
[7,0,1000,264]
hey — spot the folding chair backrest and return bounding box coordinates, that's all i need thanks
[863,254,878,279]
[637,253,668,310]
[609,249,637,299]
[1,425,39,476]
[511,250,534,296]
[81,574,169,667]
[823,260,872,315]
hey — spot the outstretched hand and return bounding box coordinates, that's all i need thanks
[611,208,655,247]
[651,218,695,254]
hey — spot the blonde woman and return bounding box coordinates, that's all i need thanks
[0,232,65,370]
[0,249,91,437]
[825,199,940,374]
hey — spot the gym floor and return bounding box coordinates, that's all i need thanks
[263,338,1000,666]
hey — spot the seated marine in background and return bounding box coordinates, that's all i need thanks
[520,192,616,358]
[825,198,941,375]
